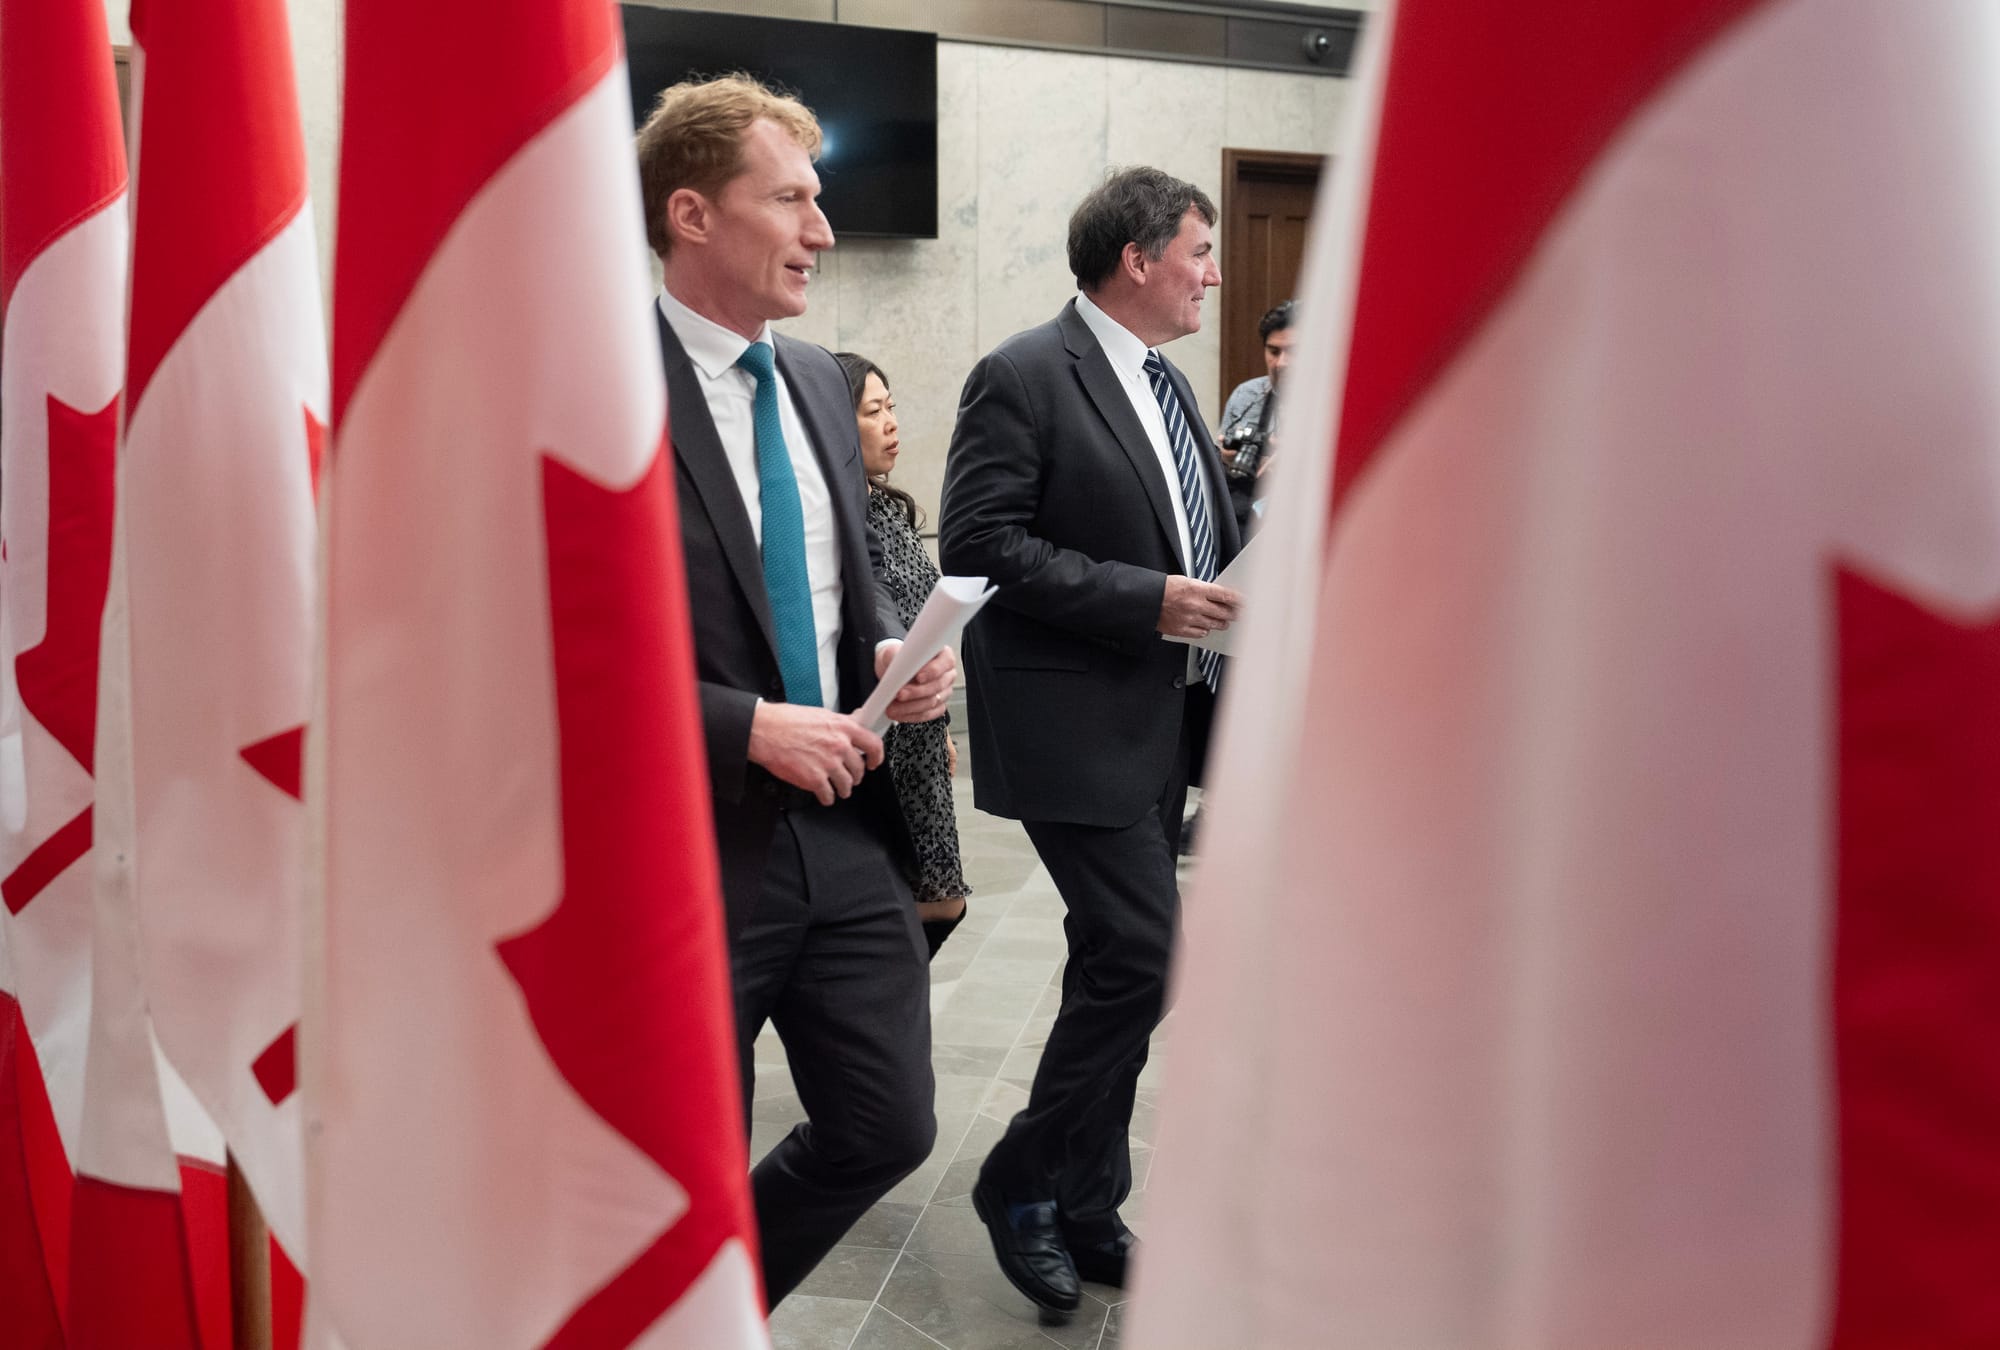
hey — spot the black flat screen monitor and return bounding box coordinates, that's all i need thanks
[621,7,939,240]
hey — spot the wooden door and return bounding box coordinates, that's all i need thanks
[1219,149,1322,410]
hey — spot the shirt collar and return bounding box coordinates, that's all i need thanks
[657,286,772,382]
[1073,291,1151,377]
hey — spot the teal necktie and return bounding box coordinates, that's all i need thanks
[736,342,823,707]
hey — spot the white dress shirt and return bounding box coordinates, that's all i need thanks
[1073,291,1206,574]
[659,288,845,708]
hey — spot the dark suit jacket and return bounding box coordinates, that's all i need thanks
[657,310,912,934]
[938,299,1242,828]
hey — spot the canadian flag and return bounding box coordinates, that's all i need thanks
[1,0,234,1343]
[311,1,764,1347]
[101,0,322,1279]
[0,0,128,1339]
[1134,1,2000,1347]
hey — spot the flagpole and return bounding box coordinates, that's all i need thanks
[227,1152,274,1350]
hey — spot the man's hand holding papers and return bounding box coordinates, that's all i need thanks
[1164,535,1259,655]
[858,576,997,734]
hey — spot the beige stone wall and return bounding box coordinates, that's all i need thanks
[99,1,1348,525]
[775,45,1347,528]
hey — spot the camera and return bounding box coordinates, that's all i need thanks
[1221,422,1268,480]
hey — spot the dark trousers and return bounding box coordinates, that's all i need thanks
[732,796,937,1307]
[979,693,1196,1243]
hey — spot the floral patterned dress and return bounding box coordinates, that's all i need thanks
[868,487,971,904]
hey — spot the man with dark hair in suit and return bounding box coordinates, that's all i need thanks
[637,73,956,1307]
[940,165,1244,1319]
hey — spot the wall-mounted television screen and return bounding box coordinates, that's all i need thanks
[621,7,939,240]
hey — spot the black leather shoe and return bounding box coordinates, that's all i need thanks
[971,1180,1081,1314]
[1065,1229,1137,1288]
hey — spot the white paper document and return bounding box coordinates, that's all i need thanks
[1165,536,1261,655]
[857,575,998,734]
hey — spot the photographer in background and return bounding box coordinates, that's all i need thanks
[1217,299,1294,537]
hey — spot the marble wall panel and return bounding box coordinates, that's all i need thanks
[1105,57,1227,191]
[820,238,969,524]
[1313,74,1353,152]
[974,46,1108,355]
[1224,67,1334,155]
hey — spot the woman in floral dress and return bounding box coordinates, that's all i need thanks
[835,352,970,956]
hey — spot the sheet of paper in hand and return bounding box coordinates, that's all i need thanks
[1166,536,1260,655]
[856,575,997,734]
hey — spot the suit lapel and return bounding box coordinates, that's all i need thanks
[1061,303,1188,571]
[775,335,863,557]
[657,306,779,656]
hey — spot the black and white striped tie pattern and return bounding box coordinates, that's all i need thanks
[1143,350,1222,693]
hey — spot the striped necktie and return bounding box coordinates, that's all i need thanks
[1143,350,1222,693]
[736,341,823,707]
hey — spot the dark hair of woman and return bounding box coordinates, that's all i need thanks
[833,351,922,528]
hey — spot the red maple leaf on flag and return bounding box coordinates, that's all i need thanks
[13,393,116,773]
[497,440,757,1341]
[4,393,116,916]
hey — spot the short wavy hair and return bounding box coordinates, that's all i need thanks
[636,73,823,257]
[1259,300,1296,340]
[1066,166,1217,291]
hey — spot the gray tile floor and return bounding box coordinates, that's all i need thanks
[757,751,1171,1350]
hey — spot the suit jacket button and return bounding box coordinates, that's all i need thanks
[1171,674,1186,690]
[769,677,784,695]
[762,780,778,798]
